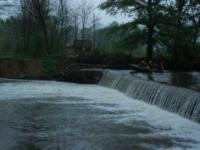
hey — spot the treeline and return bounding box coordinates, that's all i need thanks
[100,0,200,66]
[0,0,199,69]
[0,0,96,58]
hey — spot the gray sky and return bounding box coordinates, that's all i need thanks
[4,0,131,25]
[73,0,131,25]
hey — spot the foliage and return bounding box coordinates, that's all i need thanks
[42,57,58,78]
[0,0,95,59]
[99,0,200,65]
[0,0,199,70]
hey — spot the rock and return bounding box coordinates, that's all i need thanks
[0,59,45,79]
[63,63,104,84]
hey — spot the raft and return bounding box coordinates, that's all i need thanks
[130,64,152,73]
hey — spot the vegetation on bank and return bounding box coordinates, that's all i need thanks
[99,0,200,67]
[0,0,199,71]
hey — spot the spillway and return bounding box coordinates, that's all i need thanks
[99,70,200,123]
[1,79,200,149]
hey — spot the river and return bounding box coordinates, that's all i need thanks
[0,80,200,150]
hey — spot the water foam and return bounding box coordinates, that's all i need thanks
[0,80,200,149]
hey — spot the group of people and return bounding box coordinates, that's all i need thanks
[139,60,165,73]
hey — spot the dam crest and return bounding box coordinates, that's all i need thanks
[99,70,200,123]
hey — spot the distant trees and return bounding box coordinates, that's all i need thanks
[0,0,198,68]
[21,0,51,54]
[57,0,72,51]
[0,0,97,58]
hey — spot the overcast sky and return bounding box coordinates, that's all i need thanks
[4,0,131,25]
[72,0,131,25]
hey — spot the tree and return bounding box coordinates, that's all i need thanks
[92,13,100,51]
[173,0,187,63]
[187,0,200,45]
[77,0,94,42]
[157,0,200,64]
[100,0,164,60]
[20,0,51,54]
[19,0,34,53]
[57,0,72,50]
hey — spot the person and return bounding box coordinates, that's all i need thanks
[138,59,165,73]
[154,61,165,73]
[139,60,151,70]
[158,62,165,73]
[139,60,148,67]
[148,60,154,71]
[153,62,158,71]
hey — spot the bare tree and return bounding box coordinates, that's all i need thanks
[92,13,100,51]
[57,0,72,49]
[77,0,94,42]
[19,0,33,52]
[74,13,78,40]
[0,0,13,17]
[20,0,50,54]
[71,7,79,41]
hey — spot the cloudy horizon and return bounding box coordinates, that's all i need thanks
[2,0,131,26]
[72,0,131,25]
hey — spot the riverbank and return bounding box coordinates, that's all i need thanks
[0,58,200,90]
[0,58,45,79]
[0,59,104,84]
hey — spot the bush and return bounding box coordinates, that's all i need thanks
[42,57,58,78]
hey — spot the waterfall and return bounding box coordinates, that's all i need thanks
[99,70,200,123]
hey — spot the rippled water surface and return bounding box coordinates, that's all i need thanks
[0,80,200,150]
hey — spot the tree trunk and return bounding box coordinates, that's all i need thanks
[40,17,49,54]
[173,0,184,65]
[81,21,85,50]
[147,0,154,60]
[92,14,96,51]
[37,7,49,54]
[74,15,78,40]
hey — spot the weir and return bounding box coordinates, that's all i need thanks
[99,70,200,123]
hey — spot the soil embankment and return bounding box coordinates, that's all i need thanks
[0,59,45,79]
[0,59,103,84]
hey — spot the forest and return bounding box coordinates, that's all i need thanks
[0,0,199,70]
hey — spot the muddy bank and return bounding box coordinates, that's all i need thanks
[0,59,103,84]
[0,59,45,79]
[62,63,104,84]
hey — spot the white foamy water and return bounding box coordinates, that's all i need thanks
[0,80,200,150]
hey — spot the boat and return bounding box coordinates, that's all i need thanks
[130,64,152,73]
[130,64,161,73]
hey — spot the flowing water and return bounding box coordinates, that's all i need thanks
[131,72,200,92]
[99,70,200,123]
[0,79,200,150]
